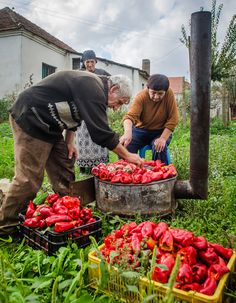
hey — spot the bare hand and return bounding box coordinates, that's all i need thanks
[125,152,144,168]
[67,143,78,160]
[154,138,166,153]
[119,133,132,147]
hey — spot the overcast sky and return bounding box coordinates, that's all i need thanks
[1,0,235,81]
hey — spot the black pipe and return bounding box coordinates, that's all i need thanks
[175,11,211,199]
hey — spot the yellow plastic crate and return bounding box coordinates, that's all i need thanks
[88,245,236,303]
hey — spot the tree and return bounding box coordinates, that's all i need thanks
[180,0,236,82]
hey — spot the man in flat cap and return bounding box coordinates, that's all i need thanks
[120,74,179,164]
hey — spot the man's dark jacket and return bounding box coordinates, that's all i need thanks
[10,70,119,150]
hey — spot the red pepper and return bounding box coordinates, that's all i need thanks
[131,233,142,252]
[176,263,193,284]
[23,216,41,228]
[54,221,77,233]
[45,215,72,227]
[192,263,208,283]
[177,246,197,266]
[170,228,194,247]
[68,207,80,220]
[181,283,201,292]
[141,221,153,237]
[39,219,46,229]
[151,171,163,181]
[131,222,146,234]
[154,160,163,168]
[46,193,60,204]
[37,205,55,218]
[120,172,132,184]
[99,169,110,181]
[217,256,227,266]
[110,173,122,183]
[208,263,230,281]
[61,196,81,209]
[167,164,177,177]
[120,222,137,236]
[210,243,233,260]
[104,234,116,250]
[79,207,92,222]
[114,229,124,238]
[141,172,153,184]
[152,253,175,284]
[153,222,168,240]
[159,230,174,252]
[132,173,142,184]
[200,277,217,296]
[144,160,156,166]
[86,217,96,224]
[25,201,36,218]
[199,248,219,266]
[52,199,68,215]
[192,236,208,250]
[91,166,100,177]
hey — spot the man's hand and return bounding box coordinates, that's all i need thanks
[113,143,144,168]
[125,152,144,168]
[154,137,166,152]
[119,133,132,147]
[67,143,78,160]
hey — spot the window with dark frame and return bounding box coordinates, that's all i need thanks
[72,58,81,70]
[42,63,56,78]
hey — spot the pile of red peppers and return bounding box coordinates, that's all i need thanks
[91,159,177,184]
[23,194,96,233]
[100,221,233,296]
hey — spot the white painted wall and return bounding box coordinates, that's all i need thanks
[0,31,73,98]
[0,34,22,97]
[96,60,147,99]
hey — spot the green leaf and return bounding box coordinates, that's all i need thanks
[70,293,94,303]
[120,271,140,279]
[125,284,139,294]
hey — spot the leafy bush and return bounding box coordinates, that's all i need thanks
[0,95,16,123]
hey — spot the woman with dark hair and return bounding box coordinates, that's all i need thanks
[76,50,111,174]
[120,74,179,165]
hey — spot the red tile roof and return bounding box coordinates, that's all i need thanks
[169,77,185,94]
[0,7,78,54]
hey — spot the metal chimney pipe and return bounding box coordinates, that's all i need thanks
[174,11,211,199]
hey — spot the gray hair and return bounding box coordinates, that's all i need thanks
[109,75,133,98]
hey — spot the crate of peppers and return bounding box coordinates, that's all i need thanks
[88,221,236,303]
[19,193,102,255]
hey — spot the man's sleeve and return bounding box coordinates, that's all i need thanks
[74,79,119,150]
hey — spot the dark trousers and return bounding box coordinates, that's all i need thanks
[126,127,172,165]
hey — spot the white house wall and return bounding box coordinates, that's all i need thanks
[21,34,71,91]
[0,35,22,98]
[0,32,73,98]
[96,60,147,99]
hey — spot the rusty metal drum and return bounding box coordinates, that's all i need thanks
[94,176,177,216]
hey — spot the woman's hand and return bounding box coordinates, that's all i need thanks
[119,133,132,147]
[154,137,166,152]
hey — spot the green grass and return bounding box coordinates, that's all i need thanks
[0,118,236,302]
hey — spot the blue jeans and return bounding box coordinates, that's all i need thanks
[126,127,172,165]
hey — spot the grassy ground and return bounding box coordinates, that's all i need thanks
[0,117,236,302]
